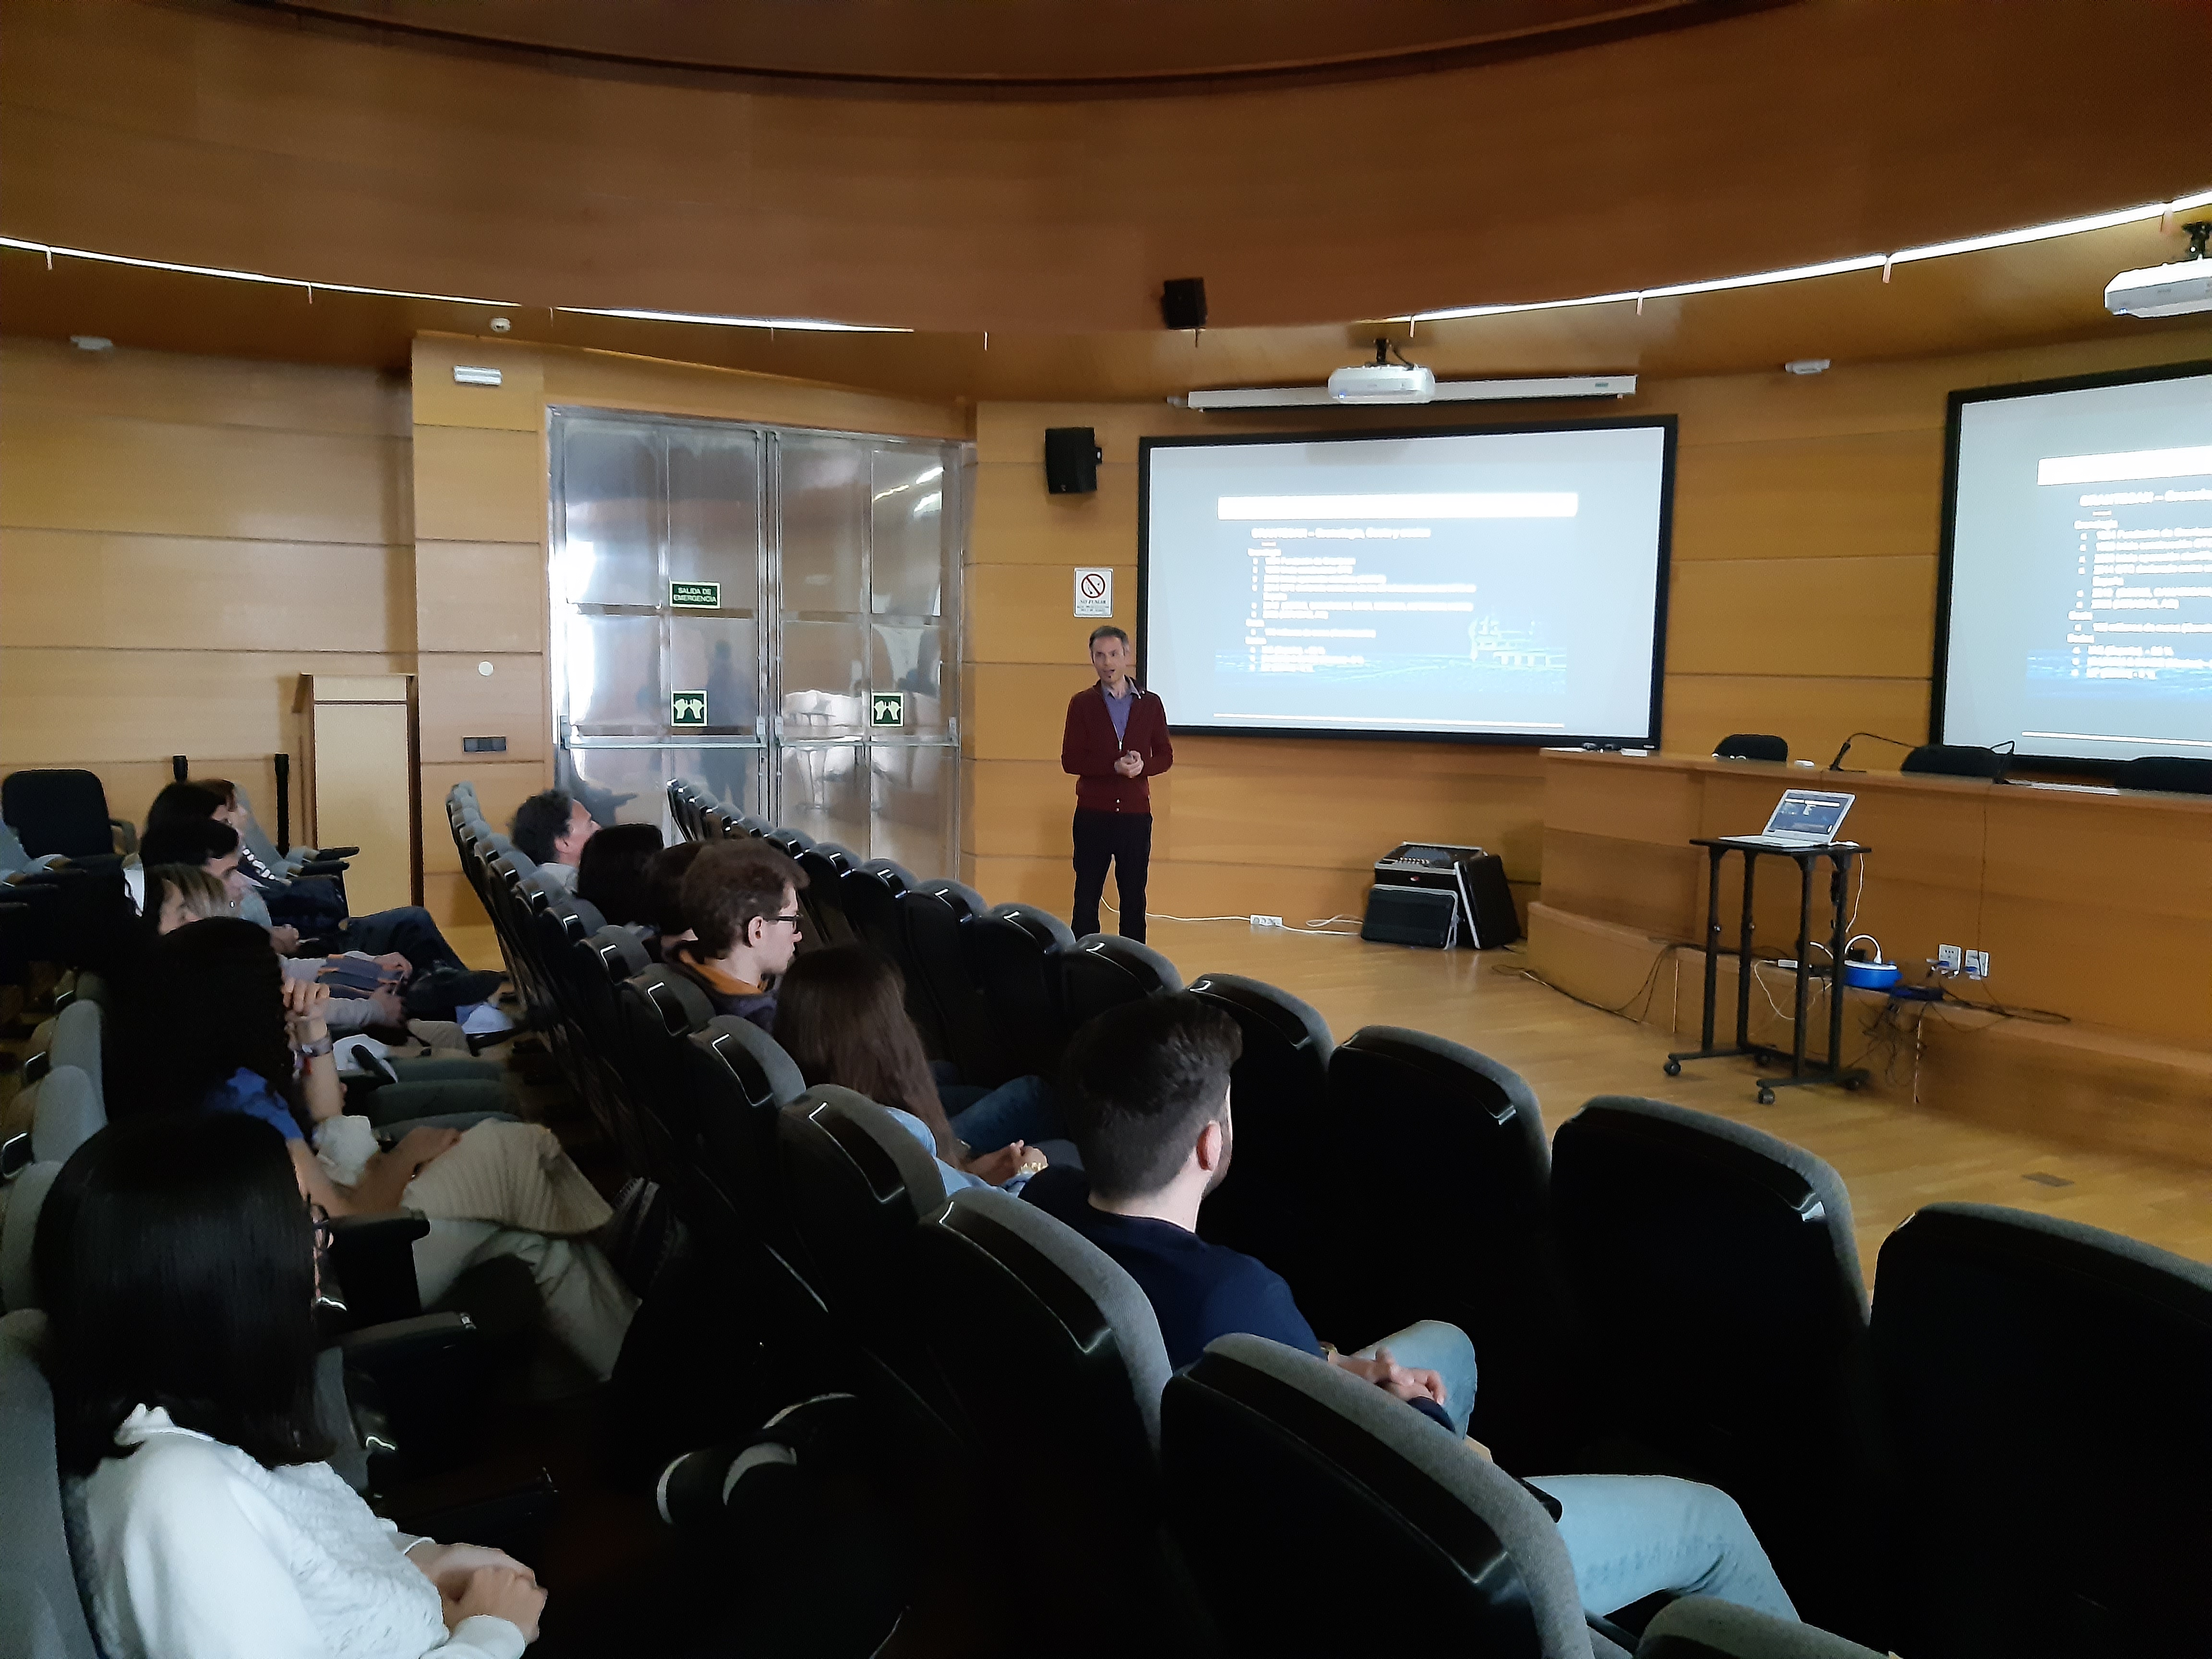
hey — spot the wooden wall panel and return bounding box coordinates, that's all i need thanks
[413,541,548,655]
[415,653,549,766]
[968,560,1137,666]
[410,337,546,433]
[1671,430,1942,562]
[1666,555,1937,679]
[0,413,410,545]
[412,425,544,545]
[419,757,549,876]
[535,341,969,441]
[969,464,1138,566]
[0,648,407,764]
[0,338,409,436]
[0,529,409,654]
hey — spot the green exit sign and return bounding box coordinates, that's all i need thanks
[670,581,721,609]
[870,691,905,728]
[671,690,708,728]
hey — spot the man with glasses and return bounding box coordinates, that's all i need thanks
[666,842,808,1033]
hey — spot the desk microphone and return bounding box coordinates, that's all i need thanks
[1826,731,1916,772]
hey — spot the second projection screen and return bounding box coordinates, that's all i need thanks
[1140,420,1673,742]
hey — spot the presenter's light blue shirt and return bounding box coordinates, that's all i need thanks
[1104,684,1134,746]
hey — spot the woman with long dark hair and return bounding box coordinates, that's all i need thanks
[39,1113,547,1658]
[771,945,1063,1188]
[115,919,638,1379]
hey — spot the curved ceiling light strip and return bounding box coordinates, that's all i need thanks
[0,235,908,333]
[1403,186,2212,323]
[6,182,2209,336]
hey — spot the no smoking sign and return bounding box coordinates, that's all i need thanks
[1074,566,1113,618]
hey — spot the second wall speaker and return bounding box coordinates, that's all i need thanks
[1044,426,1101,494]
[1161,276,1208,331]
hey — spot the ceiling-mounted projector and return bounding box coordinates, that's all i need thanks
[2105,221,2212,318]
[1327,359,1436,404]
[1185,337,1636,410]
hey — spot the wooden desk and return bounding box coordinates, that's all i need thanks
[1527,750,2212,1165]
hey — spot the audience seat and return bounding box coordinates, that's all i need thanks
[1164,1332,1616,1659]
[791,841,859,948]
[896,878,1010,1086]
[613,966,718,1185]
[682,1017,810,1289]
[1058,934,1184,1032]
[911,1186,1209,1657]
[1871,1202,2212,1659]
[834,858,946,1053]
[0,1308,101,1659]
[1549,1098,1882,1647]
[1635,1598,1886,1659]
[1318,1026,1579,1472]
[2112,754,2212,794]
[964,902,1078,1081]
[776,1087,947,1338]
[1185,974,1334,1298]
[1,769,134,862]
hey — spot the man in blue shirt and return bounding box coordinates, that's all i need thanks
[1034,993,1801,1627]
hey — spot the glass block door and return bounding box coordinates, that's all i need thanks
[551,413,768,838]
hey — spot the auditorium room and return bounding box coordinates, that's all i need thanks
[4,3,2211,1656]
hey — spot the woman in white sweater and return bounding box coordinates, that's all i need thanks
[38,1111,548,1658]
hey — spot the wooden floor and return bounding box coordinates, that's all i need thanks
[451,919,2212,1278]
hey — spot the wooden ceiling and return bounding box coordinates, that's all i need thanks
[5,210,2206,405]
[2,0,2205,336]
[246,0,1777,91]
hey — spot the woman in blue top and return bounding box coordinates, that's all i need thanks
[113,918,461,1217]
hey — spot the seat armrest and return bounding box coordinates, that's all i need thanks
[315,845,362,860]
[21,1052,50,1085]
[325,1210,431,1326]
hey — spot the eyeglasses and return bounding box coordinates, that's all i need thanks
[767,912,804,929]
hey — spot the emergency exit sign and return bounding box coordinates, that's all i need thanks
[870,691,906,728]
[670,581,721,608]
[672,690,708,728]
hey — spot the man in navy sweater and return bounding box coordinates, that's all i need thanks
[1031,993,1801,1627]
[1060,625,1173,942]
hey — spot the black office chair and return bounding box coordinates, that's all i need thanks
[1550,1097,1884,1647]
[1872,1202,2212,1659]
[1713,733,1788,763]
[2112,755,2212,795]
[1899,743,2008,780]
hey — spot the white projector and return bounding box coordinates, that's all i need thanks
[1327,361,1437,404]
[2105,258,2212,319]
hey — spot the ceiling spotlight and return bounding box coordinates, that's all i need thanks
[489,316,512,333]
[1784,358,1831,375]
[70,334,113,352]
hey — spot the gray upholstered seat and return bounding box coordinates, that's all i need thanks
[1636,1595,1886,1658]
[44,1002,101,1111]
[1164,1331,1613,1659]
[0,1309,99,1659]
[31,1069,103,1166]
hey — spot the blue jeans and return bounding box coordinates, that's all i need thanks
[941,1074,1060,1154]
[1355,1319,1480,1439]
[1524,1474,1798,1622]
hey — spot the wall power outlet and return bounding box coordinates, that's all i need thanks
[1965,949,1990,979]
[1937,943,1964,973]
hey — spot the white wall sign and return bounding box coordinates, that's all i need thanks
[1074,566,1113,618]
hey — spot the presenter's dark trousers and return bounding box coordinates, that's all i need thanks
[1072,809,1151,943]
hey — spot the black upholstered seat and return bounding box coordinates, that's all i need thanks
[1187,973,1334,1300]
[896,878,1008,1084]
[965,901,1078,1079]
[1163,1332,1610,1659]
[1871,1202,2212,1659]
[1549,1097,1882,1646]
[1318,1026,1578,1472]
[1058,933,1184,1032]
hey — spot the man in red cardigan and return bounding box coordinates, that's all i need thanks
[1061,625,1174,942]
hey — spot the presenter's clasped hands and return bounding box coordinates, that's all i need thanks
[1114,750,1144,778]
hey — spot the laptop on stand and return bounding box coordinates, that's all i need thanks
[1731,788,1855,849]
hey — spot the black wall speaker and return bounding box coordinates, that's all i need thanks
[1161,277,1208,331]
[1044,427,1101,494]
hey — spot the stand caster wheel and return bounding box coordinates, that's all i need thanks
[1756,1086,1776,1106]
[1663,1059,1682,1077]
[1844,1077,1863,1092]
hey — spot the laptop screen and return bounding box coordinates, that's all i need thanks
[1763,790,1854,839]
